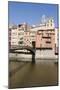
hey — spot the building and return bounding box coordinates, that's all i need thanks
[30,18,55,50]
[17,24,25,47]
[8,24,17,48]
[24,31,30,46]
[9,23,31,48]
[9,17,57,53]
[36,29,55,50]
[55,28,59,54]
[29,31,36,47]
[24,23,31,46]
[8,27,11,48]
[11,25,18,47]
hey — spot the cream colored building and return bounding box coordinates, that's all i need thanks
[17,24,25,46]
[10,23,26,47]
[11,28,18,47]
[10,23,31,47]
[29,31,36,47]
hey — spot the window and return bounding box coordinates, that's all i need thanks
[51,23,52,26]
[48,33,50,36]
[9,32,11,36]
[18,29,22,31]
[12,42,15,44]
[51,19,52,23]
[46,41,51,43]
[18,41,23,44]
[9,37,11,40]
[40,44,42,47]
[47,23,49,26]
[18,33,21,35]
[50,33,55,35]
[18,32,24,35]
[12,33,17,35]
[30,42,31,44]
[20,37,23,40]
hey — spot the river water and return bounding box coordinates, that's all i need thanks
[9,59,58,89]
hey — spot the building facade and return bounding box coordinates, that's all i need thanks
[17,24,25,47]
[36,29,55,50]
[9,17,57,53]
[55,28,59,54]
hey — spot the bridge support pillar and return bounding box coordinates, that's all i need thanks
[32,41,35,64]
[32,53,35,63]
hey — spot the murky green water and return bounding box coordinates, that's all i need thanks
[9,59,58,88]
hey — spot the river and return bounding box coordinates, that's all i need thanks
[9,58,58,89]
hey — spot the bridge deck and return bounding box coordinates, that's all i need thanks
[9,46,35,54]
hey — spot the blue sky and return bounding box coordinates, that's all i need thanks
[8,1,59,27]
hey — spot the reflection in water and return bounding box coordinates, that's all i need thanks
[9,59,58,89]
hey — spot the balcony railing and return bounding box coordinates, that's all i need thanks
[42,36,51,38]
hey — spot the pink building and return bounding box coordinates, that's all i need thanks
[36,29,55,50]
[36,32,41,48]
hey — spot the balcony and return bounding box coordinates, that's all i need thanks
[42,36,51,38]
[46,41,51,43]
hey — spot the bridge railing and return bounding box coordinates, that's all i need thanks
[10,45,32,49]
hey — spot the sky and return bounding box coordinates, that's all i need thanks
[8,1,59,27]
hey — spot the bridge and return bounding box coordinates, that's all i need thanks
[9,43,36,63]
[9,46,35,54]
